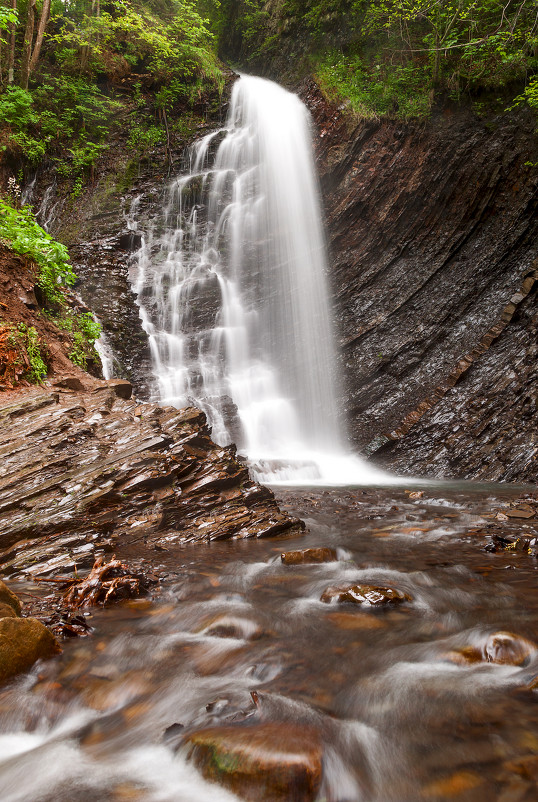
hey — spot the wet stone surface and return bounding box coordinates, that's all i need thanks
[1,483,538,800]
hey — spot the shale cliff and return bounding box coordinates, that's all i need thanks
[308,84,538,482]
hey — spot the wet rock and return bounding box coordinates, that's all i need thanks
[281,547,337,565]
[0,603,18,619]
[184,722,322,802]
[118,231,143,251]
[0,392,300,572]
[484,632,535,666]
[0,580,22,616]
[505,508,536,520]
[486,534,535,554]
[311,82,538,483]
[0,617,61,684]
[201,615,263,640]
[422,770,484,798]
[320,584,411,606]
[445,632,536,667]
[103,378,133,399]
[53,375,86,391]
[163,721,184,746]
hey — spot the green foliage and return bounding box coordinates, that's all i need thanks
[0,6,17,30]
[46,0,223,93]
[1,322,48,384]
[16,323,48,382]
[0,199,75,305]
[53,311,101,369]
[0,87,47,163]
[127,122,166,154]
[0,0,223,178]
[316,51,431,117]
[0,87,37,128]
[508,76,538,112]
[220,0,538,118]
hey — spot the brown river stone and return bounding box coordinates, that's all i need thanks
[444,631,536,667]
[320,584,411,606]
[0,616,61,684]
[281,547,337,565]
[184,722,323,802]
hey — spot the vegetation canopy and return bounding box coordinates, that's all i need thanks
[217,0,538,118]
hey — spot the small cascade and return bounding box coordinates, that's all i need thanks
[134,75,385,484]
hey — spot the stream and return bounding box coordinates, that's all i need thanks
[1,481,538,801]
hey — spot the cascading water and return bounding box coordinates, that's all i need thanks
[134,75,385,484]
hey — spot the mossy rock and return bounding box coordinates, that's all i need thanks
[184,722,322,802]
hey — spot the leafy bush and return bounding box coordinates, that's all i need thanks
[0,322,48,386]
[17,323,48,382]
[53,311,101,369]
[316,52,432,118]
[0,199,75,305]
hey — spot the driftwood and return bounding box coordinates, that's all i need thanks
[62,555,149,609]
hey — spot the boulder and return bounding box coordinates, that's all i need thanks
[281,548,337,565]
[0,617,61,684]
[0,580,22,616]
[320,584,411,606]
[0,603,18,619]
[105,379,133,399]
[53,375,86,391]
[184,722,322,802]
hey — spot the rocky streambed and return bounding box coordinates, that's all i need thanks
[1,480,538,801]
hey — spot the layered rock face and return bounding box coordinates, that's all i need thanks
[0,385,302,581]
[308,83,538,481]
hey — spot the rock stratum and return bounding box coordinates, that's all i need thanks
[308,84,538,481]
[0,386,302,583]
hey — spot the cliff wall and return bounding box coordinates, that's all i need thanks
[308,83,538,481]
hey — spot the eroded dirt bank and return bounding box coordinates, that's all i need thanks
[307,83,538,481]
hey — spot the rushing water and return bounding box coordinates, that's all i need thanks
[1,484,538,801]
[133,76,383,485]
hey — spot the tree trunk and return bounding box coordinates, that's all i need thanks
[7,0,17,84]
[20,0,36,89]
[28,0,51,75]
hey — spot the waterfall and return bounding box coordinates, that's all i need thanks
[134,75,385,484]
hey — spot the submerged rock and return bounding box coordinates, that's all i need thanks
[320,584,411,606]
[281,547,337,565]
[184,722,323,802]
[445,631,536,667]
[200,614,263,640]
[484,632,536,666]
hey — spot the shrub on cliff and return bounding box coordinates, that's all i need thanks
[0,197,101,381]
